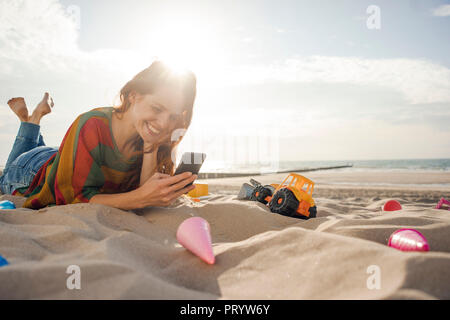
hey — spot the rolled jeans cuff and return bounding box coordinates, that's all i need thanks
[17,122,41,143]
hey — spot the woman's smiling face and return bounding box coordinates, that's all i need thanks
[129,84,186,146]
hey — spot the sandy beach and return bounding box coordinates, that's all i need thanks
[0,169,449,299]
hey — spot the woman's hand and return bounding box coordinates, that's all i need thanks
[135,171,197,208]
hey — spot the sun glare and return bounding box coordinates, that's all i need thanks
[143,15,227,81]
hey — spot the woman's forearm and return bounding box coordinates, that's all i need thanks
[139,145,178,186]
[139,148,157,187]
[89,189,144,210]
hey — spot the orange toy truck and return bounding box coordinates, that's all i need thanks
[248,173,317,219]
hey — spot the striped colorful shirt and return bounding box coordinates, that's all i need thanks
[12,107,139,209]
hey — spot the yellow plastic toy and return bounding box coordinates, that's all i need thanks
[187,183,209,198]
[250,173,317,219]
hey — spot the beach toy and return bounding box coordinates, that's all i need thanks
[187,183,209,198]
[383,200,402,212]
[435,198,450,210]
[238,174,317,219]
[176,217,215,265]
[0,200,16,209]
[237,179,268,200]
[190,195,213,202]
[388,228,429,252]
[0,255,9,267]
[237,182,255,200]
[245,174,317,219]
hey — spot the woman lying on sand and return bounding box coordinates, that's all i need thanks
[0,61,198,210]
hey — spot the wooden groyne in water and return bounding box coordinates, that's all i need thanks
[198,164,353,179]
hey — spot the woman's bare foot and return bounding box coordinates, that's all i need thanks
[29,92,54,125]
[7,97,29,122]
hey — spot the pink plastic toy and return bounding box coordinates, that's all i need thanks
[435,198,450,210]
[383,199,402,212]
[176,217,215,265]
[388,228,429,252]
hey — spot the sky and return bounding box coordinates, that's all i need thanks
[0,0,449,170]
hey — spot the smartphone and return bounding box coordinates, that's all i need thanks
[174,152,207,187]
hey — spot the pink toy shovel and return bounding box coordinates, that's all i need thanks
[435,198,450,210]
[388,228,429,252]
[176,217,215,265]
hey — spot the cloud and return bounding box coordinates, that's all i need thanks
[431,4,450,17]
[3,0,448,106]
[241,37,254,43]
[224,56,450,105]
[0,0,148,83]
[280,118,450,160]
[0,0,78,75]
[0,0,150,164]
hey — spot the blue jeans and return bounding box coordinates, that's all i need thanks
[0,122,58,195]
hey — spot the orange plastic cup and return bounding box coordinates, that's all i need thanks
[187,183,208,198]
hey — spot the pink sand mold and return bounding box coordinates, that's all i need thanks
[176,217,215,265]
[383,199,402,212]
[388,228,429,252]
[435,198,450,210]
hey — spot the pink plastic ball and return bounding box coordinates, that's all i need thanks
[388,229,429,252]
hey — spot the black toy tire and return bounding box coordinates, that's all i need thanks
[269,188,299,217]
[251,185,272,204]
[308,206,317,218]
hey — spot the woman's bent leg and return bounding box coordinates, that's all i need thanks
[0,146,58,194]
[4,122,42,171]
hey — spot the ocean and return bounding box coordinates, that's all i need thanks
[2,158,449,174]
[202,158,450,174]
